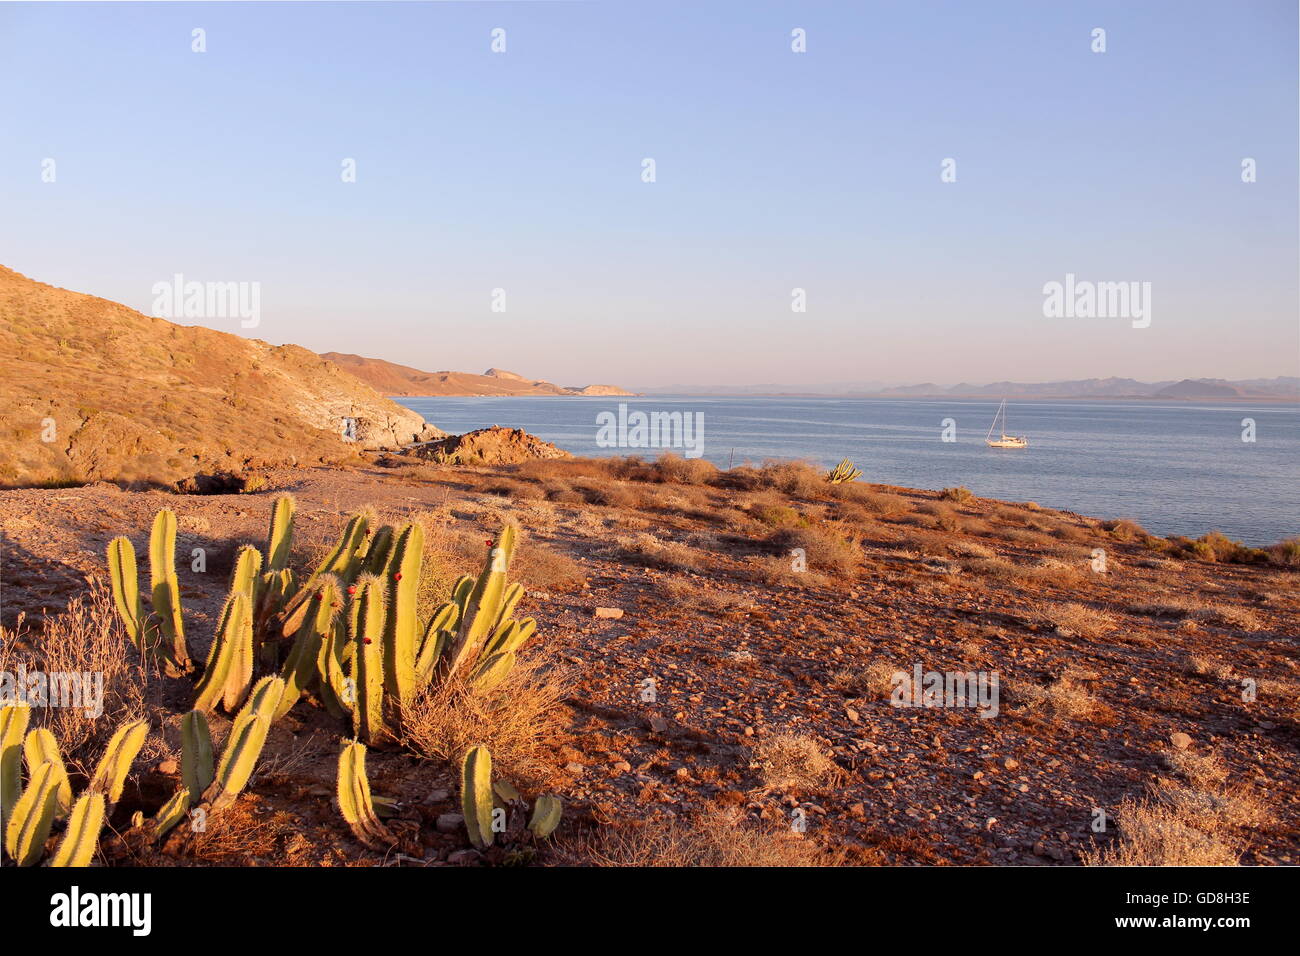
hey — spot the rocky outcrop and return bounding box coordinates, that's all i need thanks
[323,352,635,397]
[406,426,570,465]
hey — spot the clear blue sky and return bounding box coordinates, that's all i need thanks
[1,1,1296,387]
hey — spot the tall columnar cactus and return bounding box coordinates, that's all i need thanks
[265,494,296,572]
[447,525,518,678]
[382,523,424,709]
[5,760,61,866]
[826,458,863,484]
[180,710,214,800]
[24,728,71,817]
[528,794,563,839]
[276,576,341,721]
[461,745,496,849]
[202,677,283,811]
[193,591,254,713]
[278,510,372,637]
[107,536,146,653]
[50,792,106,867]
[337,739,394,849]
[349,575,388,744]
[0,704,30,831]
[88,718,149,810]
[149,509,192,674]
[361,525,396,577]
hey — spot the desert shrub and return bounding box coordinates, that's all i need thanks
[653,453,718,486]
[1046,602,1116,639]
[1017,671,1105,722]
[754,733,843,792]
[917,501,963,532]
[484,478,545,501]
[614,532,703,570]
[831,483,909,516]
[750,554,830,588]
[1181,532,1268,565]
[940,486,974,503]
[658,577,754,613]
[829,660,899,698]
[0,584,153,766]
[755,459,824,498]
[1084,798,1239,866]
[516,543,585,591]
[1267,536,1300,567]
[573,809,849,867]
[768,524,861,576]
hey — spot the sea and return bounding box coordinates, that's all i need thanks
[395,396,1299,546]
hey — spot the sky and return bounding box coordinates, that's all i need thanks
[1,0,1296,388]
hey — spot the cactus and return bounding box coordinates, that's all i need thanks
[528,794,563,839]
[23,728,71,817]
[203,677,283,810]
[361,525,396,576]
[467,651,516,693]
[382,523,424,709]
[193,591,254,713]
[0,704,30,831]
[149,788,192,840]
[88,718,149,809]
[826,458,862,484]
[278,511,372,637]
[50,792,106,867]
[336,739,394,849]
[4,760,60,865]
[107,536,146,653]
[348,575,387,744]
[180,710,214,800]
[483,617,536,658]
[276,576,340,720]
[149,509,192,674]
[266,494,296,571]
[461,745,495,848]
[447,525,518,678]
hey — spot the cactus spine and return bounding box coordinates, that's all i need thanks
[50,792,106,867]
[278,511,371,637]
[4,760,60,865]
[149,509,192,674]
[461,745,495,848]
[349,575,387,743]
[24,728,71,816]
[88,718,149,809]
[107,536,146,653]
[203,677,283,810]
[382,523,424,709]
[180,710,214,800]
[337,739,394,849]
[149,788,192,840]
[0,704,30,831]
[276,576,340,720]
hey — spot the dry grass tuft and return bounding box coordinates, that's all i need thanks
[1018,672,1105,722]
[0,582,153,767]
[573,808,849,867]
[402,654,570,788]
[1083,797,1239,866]
[1046,602,1117,639]
[754,732,843,792]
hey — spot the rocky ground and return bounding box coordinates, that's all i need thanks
[1,455,1296,866]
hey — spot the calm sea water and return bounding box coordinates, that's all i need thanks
[396,396,1299,545]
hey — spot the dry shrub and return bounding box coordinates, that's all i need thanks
[0,583,152,767]
[756,459,824,498]
[917,501,963,532]
[515,543,585,591]
[940,486,974,503]
[754,732,844,792]
[575,809,848,867]
[484,478,545,501]
[1018,672,1104,722]
[830,660,898,698]
[1198,605,1263,632]
[1267,536,1300,567]
[1046,602,1117,639]
[613,532,702,570]
[830,484,909,516]
[949,540,995,559]
[402,655,569,787]
[1084,797,1239,866]
[1180,654,1234,681]
[658,577,753,613]
[768,524,860,577]
[653,453,717,486]
[570,479,642,509]
[750,555,829,588]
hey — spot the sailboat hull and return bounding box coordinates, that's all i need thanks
[986,437,1028,448]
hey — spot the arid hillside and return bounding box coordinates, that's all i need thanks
[1,454,1295,867]
[322,352,634,397]
[0,266,442,488]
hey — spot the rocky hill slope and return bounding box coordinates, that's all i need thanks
[323,352,634,397]
[0,266,442,488]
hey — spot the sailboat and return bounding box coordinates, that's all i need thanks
[985,399,1028,448]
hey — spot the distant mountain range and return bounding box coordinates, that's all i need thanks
[322,353,635,398]
[636,377,1300,400]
